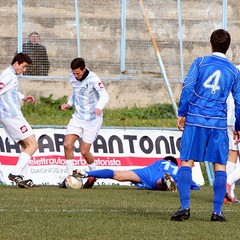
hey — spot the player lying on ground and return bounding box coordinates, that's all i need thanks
[73,156,200,191]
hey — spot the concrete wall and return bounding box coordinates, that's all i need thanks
[19,78,182,109]
[4,1,240,108]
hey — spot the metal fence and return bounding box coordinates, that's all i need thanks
[0,0,238,82]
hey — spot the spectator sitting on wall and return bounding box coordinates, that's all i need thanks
[22,31,50,76]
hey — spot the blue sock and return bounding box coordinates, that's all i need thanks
[213,170,227,215]
[86,169,114,178]
[177,166,192,209]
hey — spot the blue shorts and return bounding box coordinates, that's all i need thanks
[131,160,200,190]
[180,125,228,164]
[132,162,166,190]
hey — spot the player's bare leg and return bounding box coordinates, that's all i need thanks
[18,135,38,156]
[80,141,95,165]
[64,134,79,159]
[80,141,97,188]
[113,171,140,182]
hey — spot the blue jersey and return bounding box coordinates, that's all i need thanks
[132,160,199,190]
[178,53,240,130]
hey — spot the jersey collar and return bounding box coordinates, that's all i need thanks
[212,52,226,59]
[9,65,17,74]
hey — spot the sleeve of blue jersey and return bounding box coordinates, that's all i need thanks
[232,71,240,131]
[178,59,199,116]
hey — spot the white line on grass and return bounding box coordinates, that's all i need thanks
[0,208,239,213]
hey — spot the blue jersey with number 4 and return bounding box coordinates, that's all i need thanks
[178,53,240,130]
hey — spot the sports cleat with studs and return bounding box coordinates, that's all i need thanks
[224,197,231,204]
[59,179,66,188]
[231,197,240,204]
[83,176,96,188]
[211,212,227,222]
[164,173,177,192]
[8,173,23,183]
[72,169,88,178]
[224,192,232,204]
[18,179,34,188]
[171,208,190,221]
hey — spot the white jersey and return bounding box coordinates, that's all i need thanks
[0,65,25,119]
[67,70,109,121]
[227,92,235,126]
[227,65,240,126]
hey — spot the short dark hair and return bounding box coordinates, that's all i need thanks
[12,52,32,65]
[70,58,85,70]
[210,29,231,54]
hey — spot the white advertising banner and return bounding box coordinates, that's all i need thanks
[0,127,205,186]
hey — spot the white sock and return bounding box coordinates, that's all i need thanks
[228,164,240,198]
[12,152,31,177]
[228,166,240,186]
[231,182,236,198]
[226,161,236,176]
[88,162,96,171]
[66,159,74,175]
[21,164,29,179]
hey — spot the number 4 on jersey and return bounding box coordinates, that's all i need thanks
[203,70,221,94]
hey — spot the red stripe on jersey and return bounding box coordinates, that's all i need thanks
[98,82,104,88]
[0,82,5,90]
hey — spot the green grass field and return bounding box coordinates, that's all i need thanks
[21,95,177,128]
[15,96,238,239]
[1,184,240,240]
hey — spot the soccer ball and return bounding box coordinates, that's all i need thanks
[65,175,83,189]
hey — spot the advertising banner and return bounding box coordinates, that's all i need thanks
[0,127,205,186]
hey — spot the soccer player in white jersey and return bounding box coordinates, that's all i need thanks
[0,53,38,188]
[225,90,240,204]
[59,58,109,188]
[170,29,240,222]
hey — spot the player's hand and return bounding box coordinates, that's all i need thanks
[61,103,70,111]
[23,96,35,103]
[233,130,240,144]
[177,116,186,131]
[94,108,102,116]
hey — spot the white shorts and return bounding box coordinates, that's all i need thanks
[1,115,34,142]
[66,115,103,144]
[228,125,239,151]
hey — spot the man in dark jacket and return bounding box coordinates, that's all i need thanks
[22,31,50,76]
